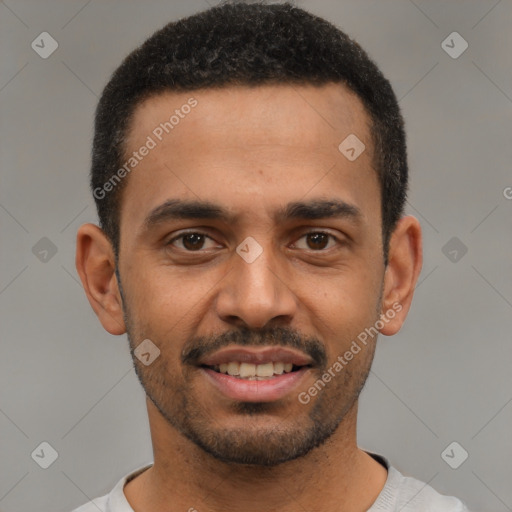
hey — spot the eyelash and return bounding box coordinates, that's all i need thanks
[166,230,342,252]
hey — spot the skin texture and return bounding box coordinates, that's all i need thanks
[76,83,422,512]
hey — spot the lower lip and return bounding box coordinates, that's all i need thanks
[201,367,310,402]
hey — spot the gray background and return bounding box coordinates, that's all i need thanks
[1,0,511,511]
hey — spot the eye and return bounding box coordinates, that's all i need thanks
[293,231,339,251]
[167,232,220,251]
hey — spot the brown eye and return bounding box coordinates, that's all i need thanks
[293,232,338,251]
[306,233,329,250]
[168,232,218,251]
[181,233,205,251]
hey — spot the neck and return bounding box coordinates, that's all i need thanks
[124,398,387,512]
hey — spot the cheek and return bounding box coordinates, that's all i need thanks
[124,264,215,343]
[127,262,183,310]
[304,271,382,352]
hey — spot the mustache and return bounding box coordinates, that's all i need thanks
[181,326,327,368]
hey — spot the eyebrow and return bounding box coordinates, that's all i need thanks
[275,199,362,223]
[142,198,362,232]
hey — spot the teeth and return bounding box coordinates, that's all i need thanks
[256,362,274,377]
[273,362,284,375]
[214,361,299,379]
[227,362,240,376]
[239,363,256,378]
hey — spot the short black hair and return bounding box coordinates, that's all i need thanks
[91,1,408,264]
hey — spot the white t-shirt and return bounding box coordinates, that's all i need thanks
[72,452,470,511]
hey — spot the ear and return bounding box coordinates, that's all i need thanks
[75,223,126,335]
[379,215,423,336]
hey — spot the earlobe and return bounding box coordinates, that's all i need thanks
[75,223,126,335]
[379,215,423,336]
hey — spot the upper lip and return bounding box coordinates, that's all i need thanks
[198,346,314,366]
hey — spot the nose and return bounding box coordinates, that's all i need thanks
[214,241,297,329]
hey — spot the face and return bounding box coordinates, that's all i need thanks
[109,84,389,465]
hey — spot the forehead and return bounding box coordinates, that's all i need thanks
[119,83,379,235]
[126,83,368,153]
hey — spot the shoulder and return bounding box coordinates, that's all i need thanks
[69,463,153,512]
[365,451,470,512]
[71,495,109,512]
[387,466,470,511]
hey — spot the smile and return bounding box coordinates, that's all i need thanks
[203,361,307,380]
[197,346,314,402]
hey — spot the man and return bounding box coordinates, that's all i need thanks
[73,2,470,511]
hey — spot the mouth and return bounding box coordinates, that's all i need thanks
[196,346,314,402]
[201,361,310,380]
